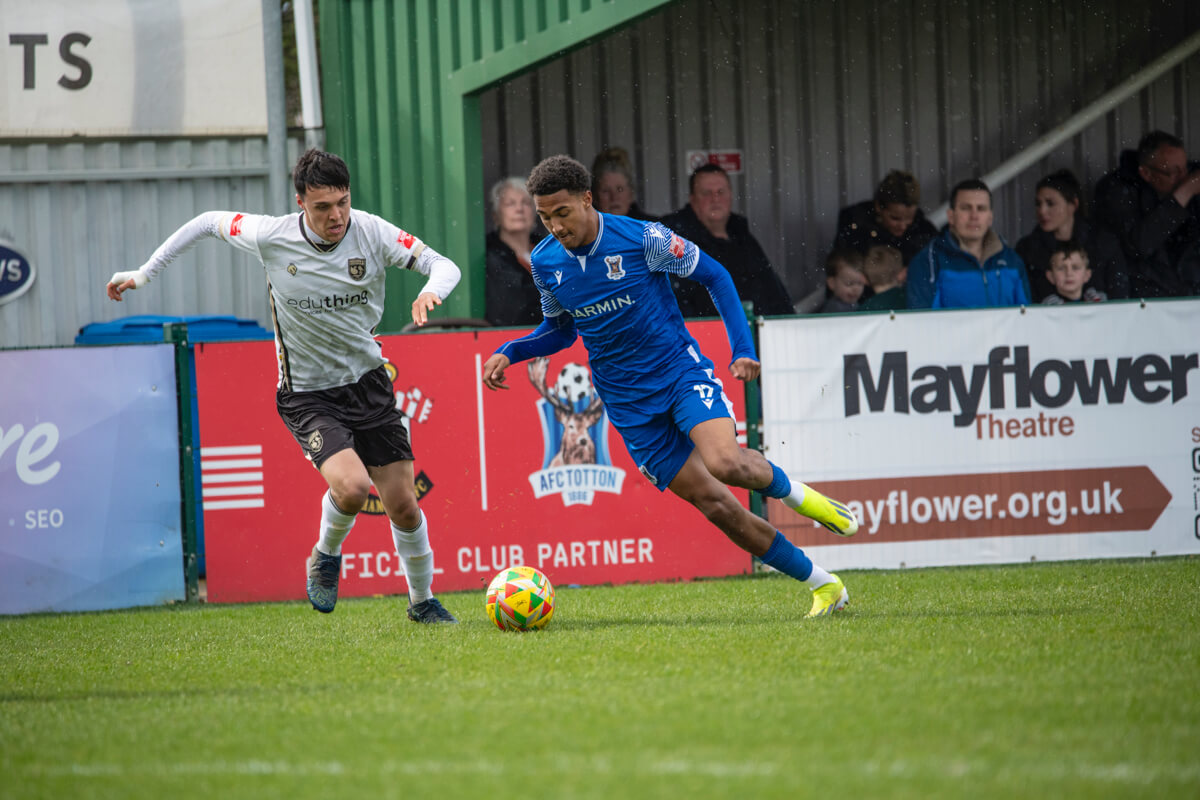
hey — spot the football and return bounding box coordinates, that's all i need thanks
[485,565,555,631]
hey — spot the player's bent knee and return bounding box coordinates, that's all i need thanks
[330,478,372,513]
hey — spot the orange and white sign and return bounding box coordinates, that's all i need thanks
[760,300,1200,568]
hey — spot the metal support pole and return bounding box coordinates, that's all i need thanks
[166,323,200,603]
[262,0,290,215]
[294,0,325,151]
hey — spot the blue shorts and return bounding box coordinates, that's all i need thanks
[603,354,736,491]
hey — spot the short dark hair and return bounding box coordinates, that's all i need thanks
[293,149,350,195]
[1049,238,1089,265]
[875,170,921,207]
[825,247,864,278]
[1137,130,1185,166]
[1035,168,1082,206]
[949,178,991,208]
[527,155,592,197]
[688,163,730,194]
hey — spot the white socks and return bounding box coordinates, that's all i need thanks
[391,510,433,604]
[316,491,357,556]
[804,563,835,591]
[782,483,806,512]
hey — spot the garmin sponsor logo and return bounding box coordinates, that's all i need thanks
[286,290,369,311]
[844,345,1199,427]
[571,294,634,319]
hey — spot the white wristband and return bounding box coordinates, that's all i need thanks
[109,270,149,289]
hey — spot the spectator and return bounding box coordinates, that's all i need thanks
[907,179,1030,309]
[817,248,867,313]
[1015,168,1128,301]
[1041,240,1106,305]
[1093,130,1200,298]
[661,163,793,317]
[834,170,938,265]
[485,176,543,327]
[859,245,907,311]
[590,147,658,221]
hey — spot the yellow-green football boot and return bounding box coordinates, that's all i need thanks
[806,574,849,618]
[797,484,859,537]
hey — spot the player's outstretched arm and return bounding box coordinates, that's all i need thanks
[482,353,511,390]
[730,357,761,382]
[407,246,461,326]
[687,250,758,369]
[102,211,238,302]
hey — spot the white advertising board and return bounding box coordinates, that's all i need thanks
[760,300,1200,569]
[0,0,267,137]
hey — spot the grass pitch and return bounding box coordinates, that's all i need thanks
[2,557,1198,799]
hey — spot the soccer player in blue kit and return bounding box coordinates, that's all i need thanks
[482,155,859,618]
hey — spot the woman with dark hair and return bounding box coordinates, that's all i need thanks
[1016,169,1129,300]
[834,169,938,265]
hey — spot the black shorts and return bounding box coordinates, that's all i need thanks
[276,365,413,470]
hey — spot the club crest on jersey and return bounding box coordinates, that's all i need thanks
[287,263,298,276]
[347,258,366,280]
[604,254,626,280]
[307,430,324,453]
[524,357,625,506]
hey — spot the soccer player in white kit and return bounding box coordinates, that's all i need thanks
[106,149,461,622]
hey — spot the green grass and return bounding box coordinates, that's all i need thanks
[2,557,1198,799]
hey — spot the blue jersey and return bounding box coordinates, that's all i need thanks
[530,213,707,405]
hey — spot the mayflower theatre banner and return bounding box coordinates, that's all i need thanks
[0,344,184,614]
[760,300,1200,569]
[193,323,752,604]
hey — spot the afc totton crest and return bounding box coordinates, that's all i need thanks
[347,257,367,280]
[307,430,324,453]
[525,356,625,506]
[287,263,298,276]
[604,254,626,280]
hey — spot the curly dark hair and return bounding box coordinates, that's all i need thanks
[527,155,591,197]
[293,149,351,195]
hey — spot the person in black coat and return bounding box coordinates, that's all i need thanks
[485,176,543,327]
[660,164,793,317]
[834,170,938,266]
[1092,131,1200,298]
[1015,168,1129,301]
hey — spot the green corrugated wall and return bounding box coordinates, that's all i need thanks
[318,0,675,331]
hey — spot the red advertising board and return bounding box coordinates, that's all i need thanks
[193,323,752,603]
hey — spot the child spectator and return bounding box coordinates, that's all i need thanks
[859,245,907,311]
[818,248,867,313]
[1042,241,1107,304]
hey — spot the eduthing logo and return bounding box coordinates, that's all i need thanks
[525,356,625,506]
[307,430,323,453]
[347,258,366,280]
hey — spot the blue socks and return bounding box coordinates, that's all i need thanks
[760,462,792,499]
[760,531,813,581]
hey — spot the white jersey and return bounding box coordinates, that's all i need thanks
[133,209,460,391]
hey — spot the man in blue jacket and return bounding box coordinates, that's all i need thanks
[908,179,1031,309]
